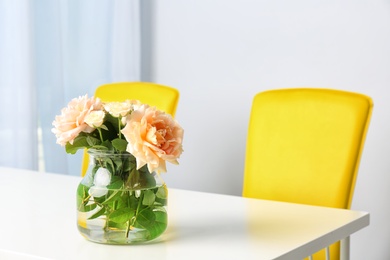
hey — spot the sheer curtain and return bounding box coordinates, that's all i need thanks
[0,0,140,175]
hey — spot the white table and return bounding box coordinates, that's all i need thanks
[0,167,369,260]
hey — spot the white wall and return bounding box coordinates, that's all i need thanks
[146,1,390,258]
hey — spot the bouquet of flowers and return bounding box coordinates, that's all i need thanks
[52,94,184,243]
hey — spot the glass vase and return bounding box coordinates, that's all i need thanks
[76,149,168,244]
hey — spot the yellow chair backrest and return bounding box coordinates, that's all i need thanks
[81,81,180,176]
[243,88,373,260]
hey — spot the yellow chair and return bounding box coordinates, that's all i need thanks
[242,88,373,260]
[81,81,180,176]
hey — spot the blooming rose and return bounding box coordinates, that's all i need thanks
[121,105,184,173]
[52,95,102,146]
[84,110,105,128]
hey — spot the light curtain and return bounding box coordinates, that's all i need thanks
[0,0,37,170]
[0,0,140,175]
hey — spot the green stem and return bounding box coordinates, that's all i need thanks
[118,117,122,139]
[126,191,144,238]
[135,191,144,217]
[126,221,131,238]
[104,214,110,232]
[79,194,92,210]
[97,128,104,143]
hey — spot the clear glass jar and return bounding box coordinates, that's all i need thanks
[76,149,168,244]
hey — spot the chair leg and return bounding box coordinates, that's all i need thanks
[325,246,330,260]
[309,239,348,260]
[340,236,350,260]
[308,246,330,260]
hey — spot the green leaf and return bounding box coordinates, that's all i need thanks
[153,211,168,228]
[116,193,131,209]
[105,113,121,132]
[147,211,168,239]
[86,136,100,146]
[128,194,139,209]
[79,202,97,213]
[109,207,134,224]
[93,140,113,151]
[101,189,122,206]
[142,190,156,206]
[76,184,88,207]
[93,194,107,204]
[99,157,115,174]
[122,157,134,172]
[90,145,109,150]
[135,208,155,227]
[107,176,124,189]
[76,184,102,212]
[65,135,89,154]
[135,209,167,239]
[139,170,157,188]
[107,220,127,230]
[156,186,167,199]
[155,186,168,206]
[100,124,109,131]
[112,156,123,172]
[99,177,124,206]
[112,138,128,152]
[88,207,106,220]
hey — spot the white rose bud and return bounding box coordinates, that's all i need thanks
[84,110,105,128]
[93,167,111,186]
[104,101,132,117]
[89,168,112,197]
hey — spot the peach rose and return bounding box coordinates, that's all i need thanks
[121,105,184,173]
[52,95,102,146]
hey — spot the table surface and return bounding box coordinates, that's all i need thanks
[0,167,369,260]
